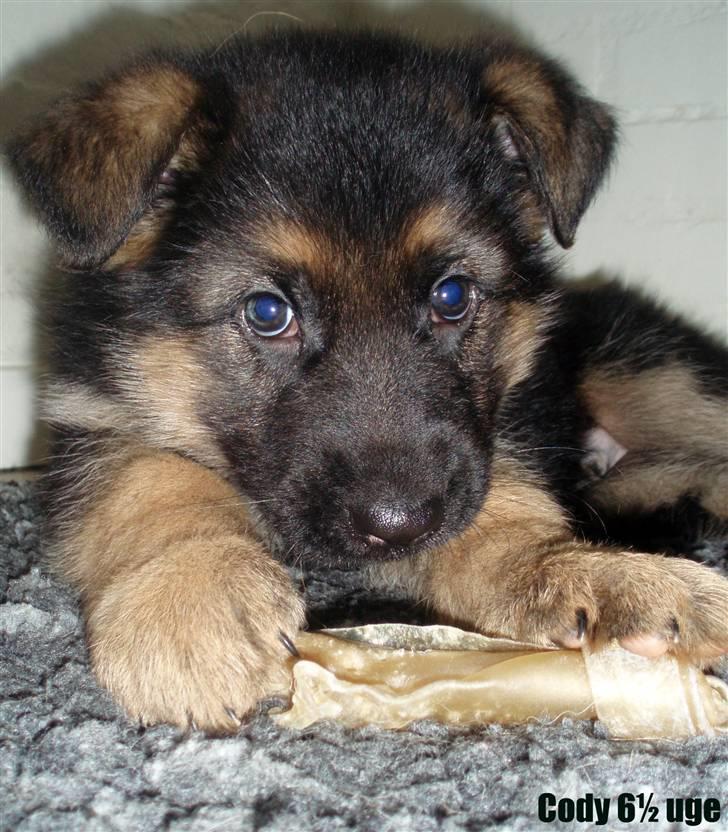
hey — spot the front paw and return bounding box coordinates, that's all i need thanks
[86,536,305,733]
[478,546,728,662]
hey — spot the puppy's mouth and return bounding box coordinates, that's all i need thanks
[286,509,451,569]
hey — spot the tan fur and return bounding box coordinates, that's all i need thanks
[253,217,374,303]
[255,208,511,313]
[587,452,728,518]
[483,53,564,210]
[582,363,728,516]
[482,50,613,247]
[107,66,199,140]
[496,300,550,389]
[398,203,508,281]
[258,218,337,274]
[52,446,304,732]
[43,340,228,471]
[484,56,562,143]
[103,210,171,270]
[582,364,728,455]
[121,336,228,470]
[19,63,200,266]
[374,451,728,659]
[104,121,217,271]
[400,203,456,258]
[43,381,133,433]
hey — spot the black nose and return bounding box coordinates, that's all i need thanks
[350,497,444,547]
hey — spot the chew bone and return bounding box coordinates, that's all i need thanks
[274,624,728,740]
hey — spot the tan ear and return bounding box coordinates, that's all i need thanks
[7,59,202,268]
[482,44,617,248]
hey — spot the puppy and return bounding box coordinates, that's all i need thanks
[8,29,728,732]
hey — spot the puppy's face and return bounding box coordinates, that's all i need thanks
[194,210,500,567]
[10,31,616,567]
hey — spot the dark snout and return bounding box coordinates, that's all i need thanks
[253,336,492,568]
[281,409,490,566]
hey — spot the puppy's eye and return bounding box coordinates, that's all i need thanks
[244,293,299,338]
[430,276,472,323]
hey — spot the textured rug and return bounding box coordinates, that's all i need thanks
[1,481,727,832]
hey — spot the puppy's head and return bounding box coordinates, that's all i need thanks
[9,31,616,567]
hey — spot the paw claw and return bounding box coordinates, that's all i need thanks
[278,630,300,657]
[552,609,590,649]
[576,608,588,640]
[224,707,242,726]
[670,617,680,645]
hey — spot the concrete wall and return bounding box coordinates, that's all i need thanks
[1,0,726,467]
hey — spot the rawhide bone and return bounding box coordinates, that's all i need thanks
[274,624,728,740]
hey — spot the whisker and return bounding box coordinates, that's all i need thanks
[575,496,608,537]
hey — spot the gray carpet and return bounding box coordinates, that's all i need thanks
[1,481,727,832]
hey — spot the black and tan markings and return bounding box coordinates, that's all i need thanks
[9,29,727,731]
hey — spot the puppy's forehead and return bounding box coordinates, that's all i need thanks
[224,66,481,237]
[252,203,464,298]
[259,204,453,265]
[190,57,510,311]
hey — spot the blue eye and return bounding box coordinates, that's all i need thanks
[430,277,472,322]
[244,293,296,337]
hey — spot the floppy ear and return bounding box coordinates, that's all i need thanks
[480,42,618,248]
[7,57,205,269]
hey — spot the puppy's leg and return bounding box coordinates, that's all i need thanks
[380,458,728,661]
[45,439,304,732]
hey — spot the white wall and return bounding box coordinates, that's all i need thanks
[507,0,727,332]
[1,0,726,468]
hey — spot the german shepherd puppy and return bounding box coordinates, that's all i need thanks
[8,29,728,732]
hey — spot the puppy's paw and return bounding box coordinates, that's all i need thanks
[479,547,728,662]
[86,536,305,733]
[623,556,728,661]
